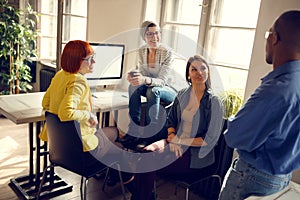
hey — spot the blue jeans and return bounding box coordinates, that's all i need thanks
[128,84,176,137]
[218,158,291,200]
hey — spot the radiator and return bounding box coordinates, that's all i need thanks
[40,69,55,91]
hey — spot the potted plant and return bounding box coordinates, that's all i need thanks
[0,0,39,94]
[219,89,244,119]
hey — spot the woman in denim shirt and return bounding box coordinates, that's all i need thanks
[128,55,224,200]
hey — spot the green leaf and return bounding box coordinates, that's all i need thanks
[218,89,244,119]
[0,0,38,94]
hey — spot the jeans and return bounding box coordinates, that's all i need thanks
[128,84,176,137]
[218,158,291,200]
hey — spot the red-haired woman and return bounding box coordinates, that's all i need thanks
[40,40,133,184]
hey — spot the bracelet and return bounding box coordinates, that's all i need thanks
[168,132,175,136]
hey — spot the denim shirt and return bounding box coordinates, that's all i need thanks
[167,87,224,168]
[225,60,300,175]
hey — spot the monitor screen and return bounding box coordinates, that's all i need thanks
[85,43,125,86]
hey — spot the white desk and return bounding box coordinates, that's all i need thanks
[0,92,45,124]
[92,89,129,112]
[92,89,129,127]
[0,89,129,199]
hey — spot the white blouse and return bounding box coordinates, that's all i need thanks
[181,91,199,138]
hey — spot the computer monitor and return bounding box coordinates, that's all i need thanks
[85,43,125,87]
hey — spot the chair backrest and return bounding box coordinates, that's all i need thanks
[174,121,231,183]
[189,120,234,199]
[45,111,104,177]
[216,120,234,180]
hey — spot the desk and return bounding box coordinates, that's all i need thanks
[0,89,129,199]
[92,89,129,127]
[0,92,71,199]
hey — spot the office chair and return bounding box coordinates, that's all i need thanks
[174,122,233,200]
[36,111,126,200]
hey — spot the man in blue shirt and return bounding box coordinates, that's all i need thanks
[219,10,300,200]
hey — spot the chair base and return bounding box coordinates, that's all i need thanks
[10,172,72,200]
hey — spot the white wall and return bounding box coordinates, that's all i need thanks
[87,0,146,76]
[245,0,300,100]
[245,0,300,183]
[86,0,147,133]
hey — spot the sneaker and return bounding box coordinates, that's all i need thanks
[136,139,151,150]
[118,134,139,149]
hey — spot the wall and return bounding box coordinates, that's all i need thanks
[87,0,146,76]
[245,0,300,99]
[86,0,147,133]
[245,0,300,183]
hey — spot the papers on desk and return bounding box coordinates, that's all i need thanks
[92,90,128,99]
[90,89,147,113]
[91,90,129,112]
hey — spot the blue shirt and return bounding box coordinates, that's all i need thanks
[168,87,224,168]
[224,60,300,175]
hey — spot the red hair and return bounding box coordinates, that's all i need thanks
[61,40,94,73]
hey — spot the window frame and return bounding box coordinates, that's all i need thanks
[145,0,261,92]
[36,0,88,70]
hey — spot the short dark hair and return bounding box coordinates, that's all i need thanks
[274,10,300,44]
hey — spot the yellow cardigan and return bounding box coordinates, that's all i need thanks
[39,70,98,152]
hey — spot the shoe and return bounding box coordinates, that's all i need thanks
[135,138,154,152]
[136,139,149,150]
[118,134,136,143]
[106,172,134,187]
[106,169,119,187]
[118,134,139,149]
[106,176,118,187]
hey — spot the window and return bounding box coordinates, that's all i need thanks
[37,0,88,61]
[62,0,87,43]
[144,0,162,23]
[145,0,261,94]
[37,0,57,60]
[161,0,206,58]
[205,0,261,92]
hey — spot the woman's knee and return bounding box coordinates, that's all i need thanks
[146,87,160,98]
[101,126,119,141]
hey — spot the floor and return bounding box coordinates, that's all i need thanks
[0,116,207,200]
